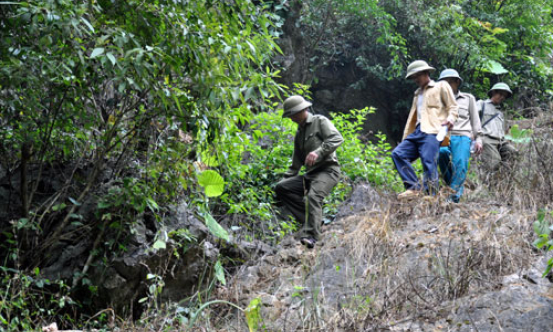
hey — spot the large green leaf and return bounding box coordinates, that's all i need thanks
[204,211,229,241]
[485,60,509,75]
[197,170,225,197]
[214,259,226,285]
[245,298,262,332]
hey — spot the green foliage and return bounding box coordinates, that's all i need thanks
[0,0,285,327]
[139,273,165,313]
[505,124,533,143]
[245,298,262,332]
[533,209,553,277]
[294,0,553,112]
[0,0,284,226]
[197,170,226,198]
[168,228,197,258]
[203,210,230,242]
[331,107,398,187]
[0,266,74,331]
[213,105,297,242]
[297,0,407,82]
[213,260,226,286]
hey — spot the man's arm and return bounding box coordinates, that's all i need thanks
[468,94,482,144]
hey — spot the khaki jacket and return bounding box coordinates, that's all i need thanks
[285,113,343,177]
[402,80,459,140]
[451,91,482,144]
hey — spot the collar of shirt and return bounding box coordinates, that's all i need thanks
[456,91,467,100]
[415,80,436,95]
[299,112,314,128]
[485,98,502,109]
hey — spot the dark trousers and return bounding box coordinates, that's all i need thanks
[391,126,440,194]
[275,167,340,240]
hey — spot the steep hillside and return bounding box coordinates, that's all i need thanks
[213,115,553,332]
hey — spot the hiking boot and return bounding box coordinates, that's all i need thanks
[397,189,421,200]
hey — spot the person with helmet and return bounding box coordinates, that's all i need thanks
[437,68,483,203]
[476,82,517,171]
[392,60,458,200]
[275,95,343,248]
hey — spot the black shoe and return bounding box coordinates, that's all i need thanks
[300,237,316,249]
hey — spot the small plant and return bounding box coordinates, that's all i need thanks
[532,209,553,277]
[196,169,229,242]
[505,124,533,143]
[168,229,197,258]
[139,273,165,312]
[186,297,262,331]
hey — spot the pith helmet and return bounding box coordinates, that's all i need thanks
[405,60,435,79]
[282,95,312,118]
[488,82,512,99]
[438,68,463,83]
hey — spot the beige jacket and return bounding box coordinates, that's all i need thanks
[402,80,459,140]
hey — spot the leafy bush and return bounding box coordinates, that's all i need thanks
[0,265,74,331]
[533,209,553,277]
[331,107,399,188]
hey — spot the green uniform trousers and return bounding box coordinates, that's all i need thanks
[480,136,517,171]
[275,166,340,241]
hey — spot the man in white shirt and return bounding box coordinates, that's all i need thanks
[391,60,458,199]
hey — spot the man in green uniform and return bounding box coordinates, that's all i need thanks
[477,83,517,172]
[275,95,343,249]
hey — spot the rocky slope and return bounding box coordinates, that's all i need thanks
[220,183,553,331]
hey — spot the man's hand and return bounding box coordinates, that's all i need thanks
[474,141,483,154]
[442,120,455,130]
[305,151,319,166]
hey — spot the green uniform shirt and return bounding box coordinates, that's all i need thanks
[284,112,343,177]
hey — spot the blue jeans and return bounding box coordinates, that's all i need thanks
[438,135,471,202]
[392,126,440,194]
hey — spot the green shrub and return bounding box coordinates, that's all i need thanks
[0,264,74,331]
[533,209,553,277]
